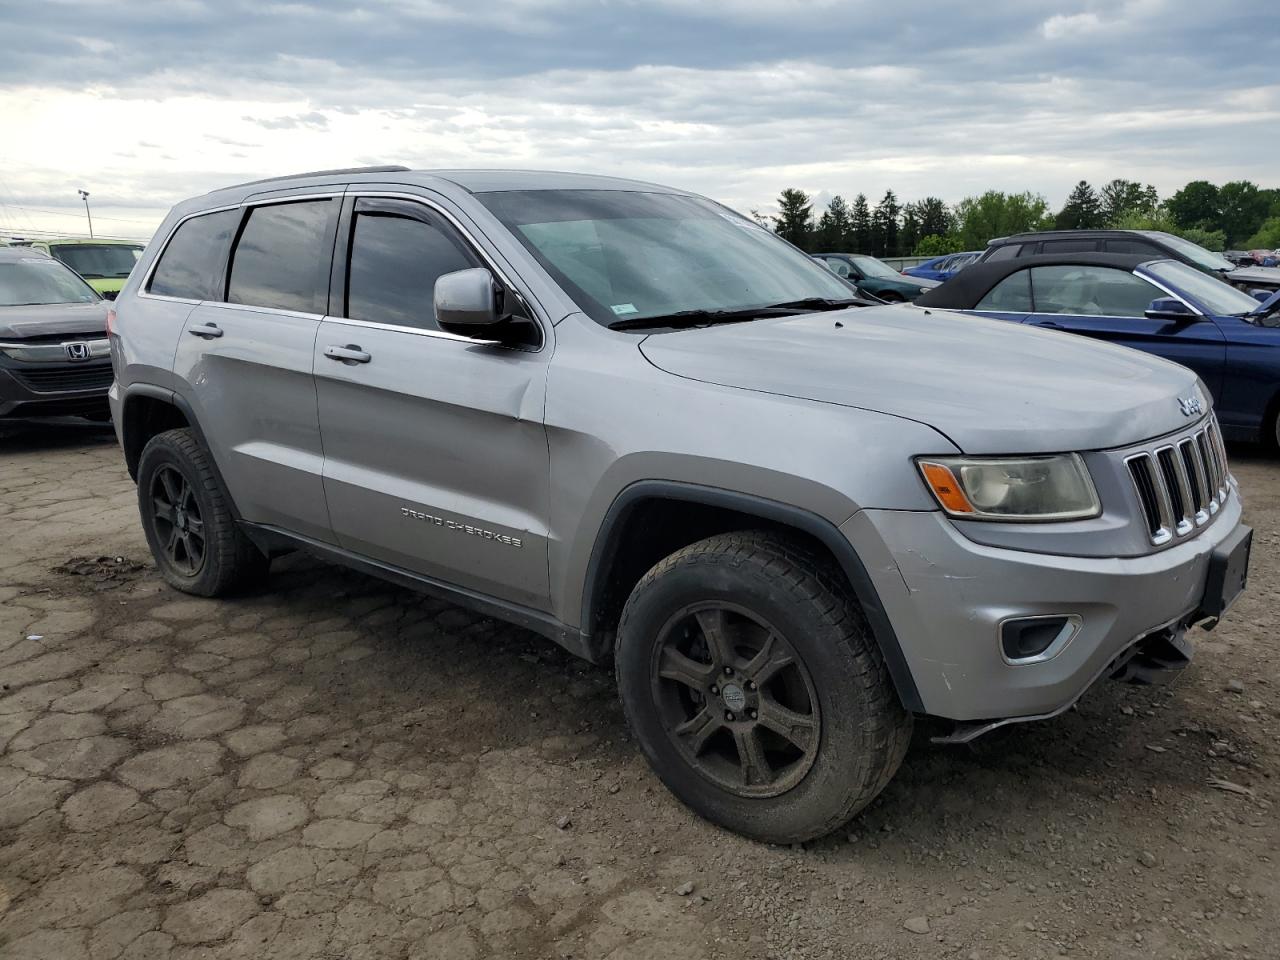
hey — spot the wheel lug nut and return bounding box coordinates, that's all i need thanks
[710,685,719,695]
[745,681,755,690]
[725,711,735,721]
[749,709,758,720]
[723,666,733,675]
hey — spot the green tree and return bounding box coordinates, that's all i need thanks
[871,190,901,257]
[1055,180,1105,229]
[1166,180,1221,230]
[899,203,922,257]
[914,233,964,256]
[772,188,814,250]
[955,190,1052,249]
[1100,179,1159,224]
[814,194,853,250]
[1245,217,1280,250]
[1218,181,1270,246]
[850,193,872,253]
[915,197,953,240]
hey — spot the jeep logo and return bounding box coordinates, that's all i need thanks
[1178,396,1203,417]
[64,342,91,361]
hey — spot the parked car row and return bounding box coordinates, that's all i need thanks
[903,251,981,282]
[5,237,145,299]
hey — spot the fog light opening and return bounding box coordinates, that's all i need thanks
[1000,615,1081,665]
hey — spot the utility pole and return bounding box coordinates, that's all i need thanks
[77,189,93,238]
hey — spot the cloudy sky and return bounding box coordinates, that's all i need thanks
[0,0,1275,241]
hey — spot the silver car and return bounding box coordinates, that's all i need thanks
[108,167,1251,842]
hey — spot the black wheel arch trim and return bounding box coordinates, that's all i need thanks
[580,480,925,714]
[120,384,245,524]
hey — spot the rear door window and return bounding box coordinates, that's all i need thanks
[227,200,339,314]
[974,270,1033,312]
[148,209,239,300]
[345,200,480,331]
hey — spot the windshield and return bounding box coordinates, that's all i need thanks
[848,255,902,280]
[1144,260,1262,316]
[1140,232,1234,274]
[478,189,855,327]
[0,257,100,306]
[52,243,143,279]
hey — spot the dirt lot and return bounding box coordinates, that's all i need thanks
[0,424,1276,960]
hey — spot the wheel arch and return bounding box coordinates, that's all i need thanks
[579,481,924,713]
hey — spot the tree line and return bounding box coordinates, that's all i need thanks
[761,179,1280,259]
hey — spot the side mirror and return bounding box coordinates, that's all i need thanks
[1251,289,1274,303]
[1144,297,1197,322]
[435,268,500,331]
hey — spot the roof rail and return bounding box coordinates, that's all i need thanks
[222,165,412,190]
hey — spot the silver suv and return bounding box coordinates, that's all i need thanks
[109,167,1252,842]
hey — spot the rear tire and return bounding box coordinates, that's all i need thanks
[615,531,912,843]
[878,290,905,303]
[136,428,269,596]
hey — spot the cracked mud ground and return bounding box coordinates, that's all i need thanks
[1,423,1277,960]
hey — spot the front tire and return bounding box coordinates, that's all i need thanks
[136,428,269,596]
[615,531,912,843]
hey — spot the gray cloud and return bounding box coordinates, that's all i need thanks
[4,0,1277,234]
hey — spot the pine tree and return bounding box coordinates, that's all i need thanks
[817,195,853,250]
[772,188,814,250]
[1055,181,1105,230]
[1100,179,1158,225]
[850,193,872,254]
[899,202,923,257]
[915,197,953,240]
[871,190,901,257]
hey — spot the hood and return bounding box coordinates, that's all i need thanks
[639,305,1205,454]
[1229,265,1280,287]
[0,301,108,340]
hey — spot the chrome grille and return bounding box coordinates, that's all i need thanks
[1125,420,1229,546]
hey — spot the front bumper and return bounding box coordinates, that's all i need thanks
[0,340,113,420]
[845,483,1245,723]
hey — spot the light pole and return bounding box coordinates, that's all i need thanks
[77,189,93,238]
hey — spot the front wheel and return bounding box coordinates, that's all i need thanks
[615,531,912,843]
[136,428,269,596]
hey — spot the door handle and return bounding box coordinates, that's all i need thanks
[188,323,223,339]
[324,344,372,364]
[1034,320,1063,329]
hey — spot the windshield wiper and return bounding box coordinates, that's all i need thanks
[762,297,870,310]
[608,306,801,331]
[607,298,868,331]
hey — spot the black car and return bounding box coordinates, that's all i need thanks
[978,229,1236,278]
[0,248,112,422]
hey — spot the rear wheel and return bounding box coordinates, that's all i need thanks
[615,531,912,843]
[877,290,905,303]
[137,428,269,595]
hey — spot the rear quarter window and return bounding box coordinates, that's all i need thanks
[983,244,1023,262]
[148,209,239,300]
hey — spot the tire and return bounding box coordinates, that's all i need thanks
[877,291,905,303]
[615,530,912,843]
[136,427,269,596]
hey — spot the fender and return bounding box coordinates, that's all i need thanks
[581,480,925,713]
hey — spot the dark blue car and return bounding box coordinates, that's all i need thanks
[904,251,980,283]
[915,252,1280,447]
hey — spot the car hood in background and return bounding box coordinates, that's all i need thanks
[0,301,109,340]
[640,305,1204,454]
[1229,265,1280,290]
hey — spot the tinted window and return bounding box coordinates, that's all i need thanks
[149,209,239,300]
[346,208,478,331]
[1029,265,1162,317]
[53,244,143,280]
[1041,239,1100,254]
[227,200,337,313]
[975,270,1033,313]
[1104,238,1161,256]
[983,244,1022,262]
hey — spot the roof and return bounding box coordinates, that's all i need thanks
[0,246,53,261]
[987,228,1162,245]
[913,252,1159,309]
[212,167,685,197]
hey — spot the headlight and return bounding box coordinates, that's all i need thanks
[916,454,1100,521]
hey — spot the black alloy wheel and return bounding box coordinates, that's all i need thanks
[652,602,820,798]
